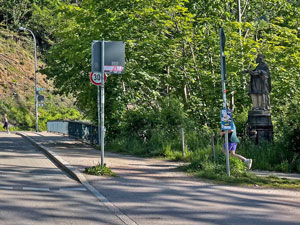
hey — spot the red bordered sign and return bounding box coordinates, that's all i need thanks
[90,72,107,86]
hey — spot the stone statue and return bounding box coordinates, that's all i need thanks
[243,54,271,110]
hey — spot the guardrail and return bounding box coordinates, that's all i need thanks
[47,120,99,145]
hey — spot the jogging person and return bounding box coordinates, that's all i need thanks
[220,121,252,169]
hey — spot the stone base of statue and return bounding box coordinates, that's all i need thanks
[248,110,273,144]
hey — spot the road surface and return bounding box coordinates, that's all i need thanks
[0,132,124,225]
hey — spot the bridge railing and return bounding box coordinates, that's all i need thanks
[47,120,99,145]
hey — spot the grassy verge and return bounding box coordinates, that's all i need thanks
[180,162,300,189]
[107,137,300,189]
[84,164,117,177]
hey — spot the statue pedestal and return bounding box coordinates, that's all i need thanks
[248,110,273,143]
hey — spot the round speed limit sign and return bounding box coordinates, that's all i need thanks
[90,72,107,86]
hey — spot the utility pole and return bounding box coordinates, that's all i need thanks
[19,27,38,132]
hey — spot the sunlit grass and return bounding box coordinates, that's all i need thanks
[84,164,117,177]
[180,163,300,189]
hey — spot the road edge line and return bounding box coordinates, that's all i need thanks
[17,132,138,225]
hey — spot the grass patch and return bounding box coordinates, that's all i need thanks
[84,164,117,177]
[180,163,300,189]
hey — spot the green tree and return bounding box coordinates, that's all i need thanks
[36,0,300,151]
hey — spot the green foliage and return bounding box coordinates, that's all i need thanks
[107,96,199,157]
[182,147,300,188]
[10,105,34,129]
[0,0,33,29]
[0,0,82,49]
[84,164,117,177]
[0,93,82,131]
[239,139,300,173]
[184,147,248,179]
[38,94,83,130]
[276,99,300,155]
[35,0,300,136]
[0,97,34,130]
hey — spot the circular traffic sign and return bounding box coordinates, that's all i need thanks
[90,72,107,86]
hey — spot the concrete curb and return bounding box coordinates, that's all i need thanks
[17,132,83,183]
[17,132,138,225]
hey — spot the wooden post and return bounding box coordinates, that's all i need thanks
[211,135,215,160]
[181,127,185,157]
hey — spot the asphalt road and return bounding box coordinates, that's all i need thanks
[0,132,124,225]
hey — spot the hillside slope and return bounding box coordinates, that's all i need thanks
[0,29,49,101]
[0,28,82,130]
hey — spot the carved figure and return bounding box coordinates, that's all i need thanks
[244,54,271,110]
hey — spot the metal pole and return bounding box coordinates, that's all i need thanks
[222,80,230,177]
[26,29,38,132]
[181,127,185,157]
[97,84,101,154]
[100,40,105,166]
[220,28,230,177]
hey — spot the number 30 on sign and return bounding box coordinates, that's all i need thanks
[90,72,107,86]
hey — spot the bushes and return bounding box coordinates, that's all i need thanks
[185,147,248,179]
[0,98,34,130]
[238,128,300,173]
[0,95,82,131]
[10,105,34,129]
[270,99,300,172]
[39,104,82,131]
[278,100,300,157]
[107,97,214,158]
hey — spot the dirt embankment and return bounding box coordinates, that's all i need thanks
[0,29,50,102]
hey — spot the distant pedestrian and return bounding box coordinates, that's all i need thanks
[3,114,9,133]
[220,121,252,170]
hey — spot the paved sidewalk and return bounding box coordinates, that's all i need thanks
[18,131,300,225]
[252,170,300,180]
